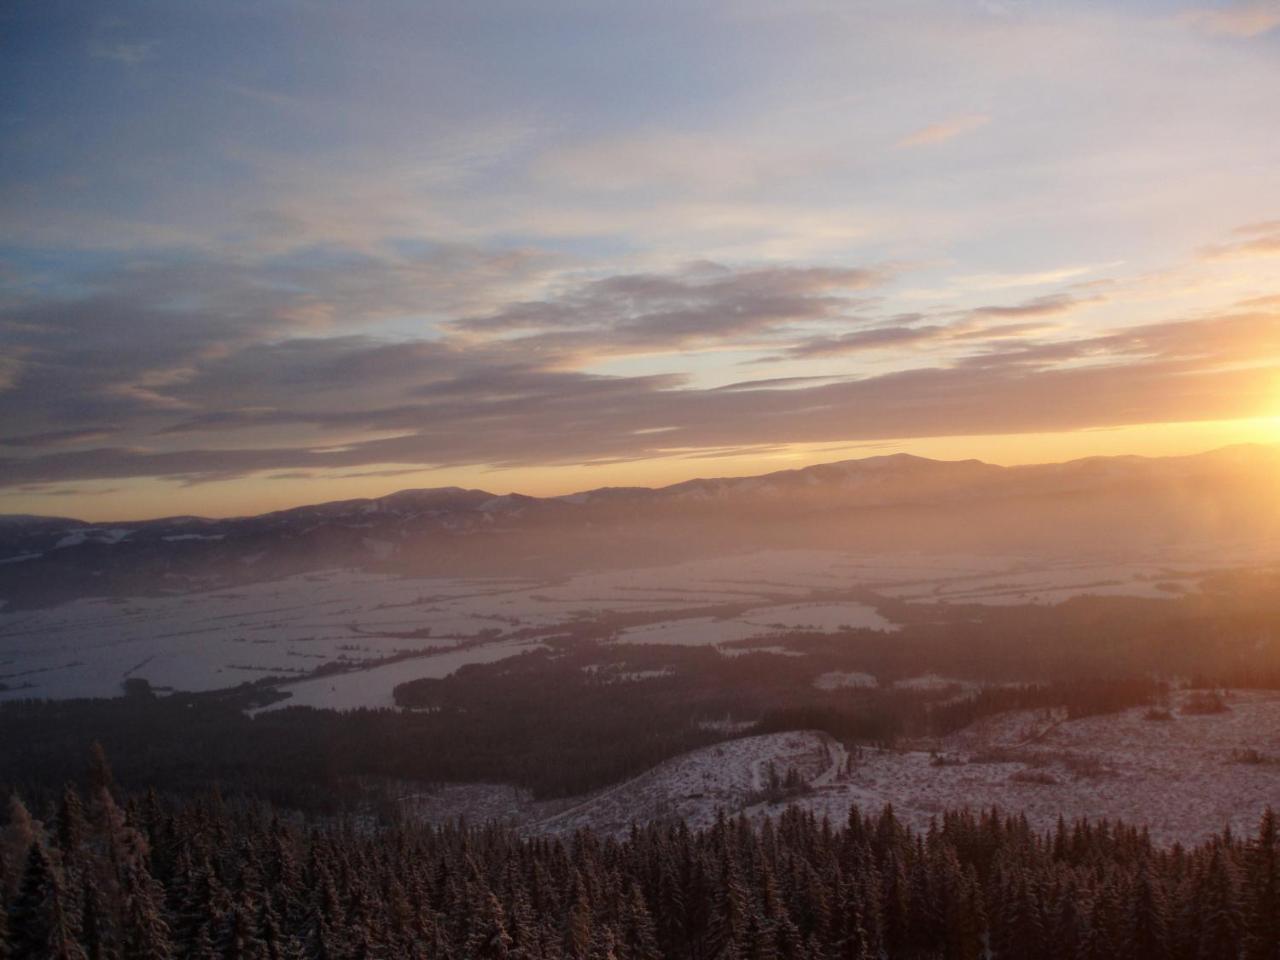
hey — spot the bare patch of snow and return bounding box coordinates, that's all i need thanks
[814,671,878,690]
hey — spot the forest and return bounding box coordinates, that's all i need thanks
[0,641,1169,813]
[2,746,1278,959]
[7,577,1280,811]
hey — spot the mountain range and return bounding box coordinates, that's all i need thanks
[2,444,1277,610]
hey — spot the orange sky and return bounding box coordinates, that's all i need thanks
[3,3,1279,521]
[12,417,1275,523]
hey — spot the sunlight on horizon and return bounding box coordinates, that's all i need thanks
[9,417,1277,523]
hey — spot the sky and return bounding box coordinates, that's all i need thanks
[1,0,1279,521]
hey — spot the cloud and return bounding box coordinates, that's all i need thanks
[920,262,1125,297]
[456,261,891,357]
[1181,2,1280,37]
[967,292,1100,319]
[1201,220,1280,259]
[0,242,558,446]
[770,322,947,360]
[762,291,1098,361]
[896,114,990,148]
[13,485,121,497]
[2,288,1275,489]
[87,39,158,65]
[0,428,118,449]
[1,202,1276,499]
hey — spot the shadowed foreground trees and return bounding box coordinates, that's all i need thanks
[2,758,1279,959]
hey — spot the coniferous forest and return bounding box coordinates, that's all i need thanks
[1,747,1278,960]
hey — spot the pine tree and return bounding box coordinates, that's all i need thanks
[8,842,55,959]
[256,899,294,960]
[618,882,660,960]
[8,842,86,960]
[87,743,116,797]
[588,926,621,960]
[1245,808,1280,960]
[1125,866,1170,960]
[564,872,594,960]
[706,860,750,960]
[948,866,985,960]
[1,796,38,901]
[1049,881,1090,960]
[55,787,87,866]
[1197,846,1243,960]
[187,922,219,960]
[878,853,909,958]
[998,871,1046,958]
[79,883,104,960]
[220,896,265,960]
[504,885,538,960]
[466,891,512,960]
[833,894,871,960]
[41,880,86,960]
[120,862,174,959]
[302,913,335,960]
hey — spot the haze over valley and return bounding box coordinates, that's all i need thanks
[3,444,1280,851]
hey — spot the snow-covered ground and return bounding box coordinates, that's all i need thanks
[536,732,840,835]
[876,559,1202,606]
[398,731,842,835]
[0,547,1269,708]
[814,671,878,690]
[790,688,1280,845]
[0,570,544,701]
[399,689,1280,846]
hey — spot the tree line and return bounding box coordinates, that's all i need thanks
[2,748,1278,959]
[0,645,1168,812]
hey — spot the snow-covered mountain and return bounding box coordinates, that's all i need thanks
[2,445,1277,609]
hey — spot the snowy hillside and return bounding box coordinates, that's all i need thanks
[403,690,1280,847]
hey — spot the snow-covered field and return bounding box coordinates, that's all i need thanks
[814,670,879,690]
[872,557,1206,606]
[0,570,546,702]
[397,730,841,835]
[791,688,1280,845]
[0,547,1266,708]
[401,690,1280,846]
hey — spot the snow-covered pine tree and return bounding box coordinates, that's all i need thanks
[1245,807,1280,960]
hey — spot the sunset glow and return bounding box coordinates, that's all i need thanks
[2,2,1279,519]
[8,9,1280,949]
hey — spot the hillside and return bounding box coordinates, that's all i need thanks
[2,444,1277,610]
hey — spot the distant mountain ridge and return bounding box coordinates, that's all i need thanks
[1,444,1277,610]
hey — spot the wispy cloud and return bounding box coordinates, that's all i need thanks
[1200,220,1280,259]
[896,114,990,148]
[1,244,1275,491]
[3,300,1275,489]
[453,261,893,363]
[968,292,1101,319]
[1181,2,1280,38]
[88,39,158,65]
[937,262,1125,295]
[760,290,1098,361]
